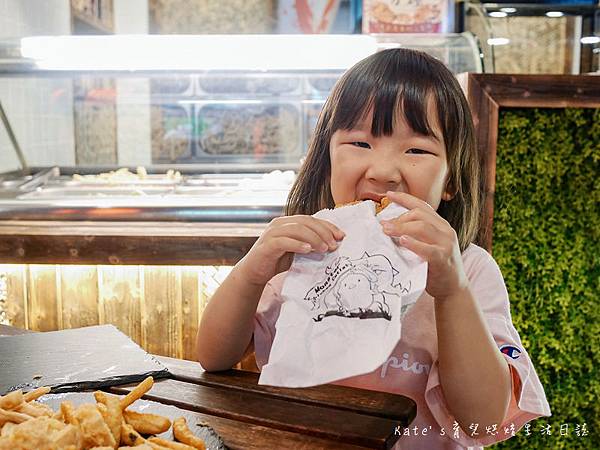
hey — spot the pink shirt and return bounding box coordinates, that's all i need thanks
[254,243,551,449]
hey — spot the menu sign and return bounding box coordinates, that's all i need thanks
[363,0,450,33]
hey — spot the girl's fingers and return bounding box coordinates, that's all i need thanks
[268,236,314,255]
[272,223,332,252]
[395,234,438,260]
[301,216,346,244]
[382,220,442,245]
[280,216,344,251]
[389,209,448,234]
[318,218,346,241]
[385,191,433,211]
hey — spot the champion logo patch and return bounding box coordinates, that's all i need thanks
[500,344,522,359]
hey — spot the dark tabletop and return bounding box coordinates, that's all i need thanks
[0,325,416,449]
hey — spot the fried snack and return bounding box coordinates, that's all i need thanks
[335,196,391,214]
[23,386,51,402]
[0,422,15,437]
[334,200,361,209]
[148,436,196,450]
[94,391,123,444]
[74,403,116,448]
[0,377,206,450]
[120,376,154,409]
[0,390,23,410]
[0,416,76,450]
[172,417,206,450]
[60,401,78,426]
[120,421,146,446]
[123,409,171,435]
[15,401,52,418]
[0,408,32,425]
[118,445,154,450]
[375,196,391,214]
[53,423,82,448]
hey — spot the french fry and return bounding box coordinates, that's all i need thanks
[0,390,23,410]
[148,436,196,450]
[60,401,78,426]
[94,391,122,444]
[0,378,206,449]
[120,377,154,410]
[0,422,15,437]
[23,386,50,402]
[123,409,171,435]
[172,417,206,450]
[0,407,32,425]
[120,421,146,446]
[15,401,52,418]
[118,446,154,450]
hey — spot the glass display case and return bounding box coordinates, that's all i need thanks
[463,1,599,74]
[0,33,482,223]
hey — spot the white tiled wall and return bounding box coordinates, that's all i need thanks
[0,0,75,172]
[0,0,155,172]
[114,0,152,166]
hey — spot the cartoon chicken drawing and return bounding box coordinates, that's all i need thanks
[305,252,410,322]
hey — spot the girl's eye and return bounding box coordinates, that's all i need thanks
[407,148,430,155]
[351,142,371,149]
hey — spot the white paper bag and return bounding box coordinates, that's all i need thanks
[258,200,428,387]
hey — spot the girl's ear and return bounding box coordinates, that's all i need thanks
[442,177,457,201]
[442,190,455,201]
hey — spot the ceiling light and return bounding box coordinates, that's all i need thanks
[487,38,510,46]
[581,36,600,44]
[20,35,378,71]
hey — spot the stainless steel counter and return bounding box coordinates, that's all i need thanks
[0,166,293,222]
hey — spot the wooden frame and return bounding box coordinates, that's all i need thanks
[458,74,600,252]
[0,221,264,265]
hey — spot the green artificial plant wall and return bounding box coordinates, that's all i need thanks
[492,108,599,449]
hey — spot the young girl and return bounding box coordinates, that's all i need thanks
[197,48,551,448]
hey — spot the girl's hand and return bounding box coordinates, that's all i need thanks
[237,215,345,287]
[380,191,468,301]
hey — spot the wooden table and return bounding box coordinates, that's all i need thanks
[0,325,416,449]
[110,356,415,449]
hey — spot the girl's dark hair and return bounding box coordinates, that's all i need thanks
[285,48,483,252]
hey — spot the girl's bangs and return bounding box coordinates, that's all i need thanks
[328,57,438,139]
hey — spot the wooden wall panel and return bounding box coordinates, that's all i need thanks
[142,267,183,359]
[181,268,200,361]
[27,265,59,331]
[4,265,27,329]
[98,266,142,346]
[8,264,233,360]
[59,265,99,329]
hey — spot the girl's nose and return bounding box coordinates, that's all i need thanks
[364,154,402,186]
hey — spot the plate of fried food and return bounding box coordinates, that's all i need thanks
[0,376,227,450]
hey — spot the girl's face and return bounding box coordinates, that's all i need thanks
[329,104,452,210]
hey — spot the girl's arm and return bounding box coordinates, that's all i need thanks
[196,260,267,371]
[380,191,511,431]
[196,216,345,371]
[435,286,511,432]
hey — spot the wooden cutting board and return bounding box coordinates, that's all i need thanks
[0,324,169,395]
